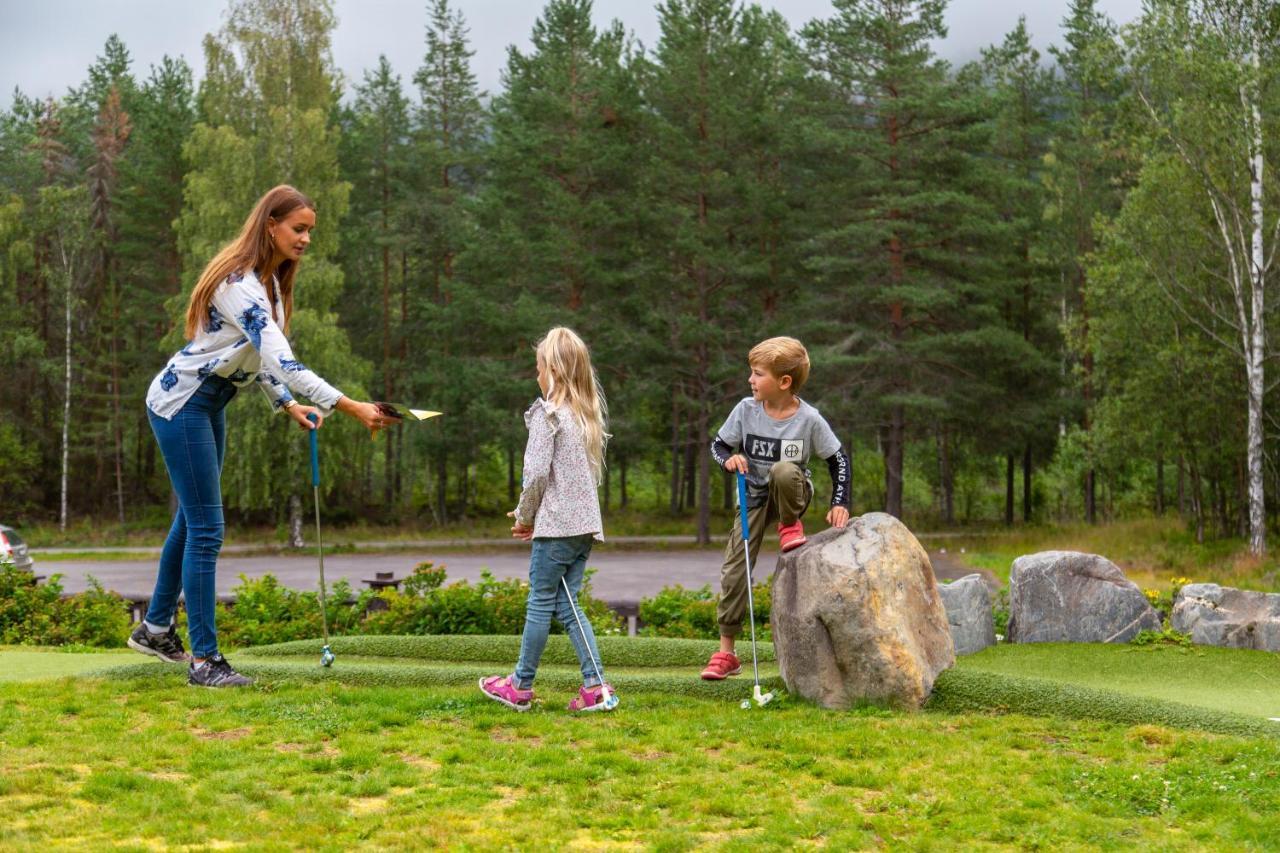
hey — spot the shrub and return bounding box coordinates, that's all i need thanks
[363,563,622,637]
[0,562,129,647]
[215,574,376,648]
[638,582,770,640]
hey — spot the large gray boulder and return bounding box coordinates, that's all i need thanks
[1007,551,1160,644]
[1172,584,1280,651]
[771,513,955,709]
[937,573,996,655]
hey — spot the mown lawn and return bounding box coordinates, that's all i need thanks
[3,676,1279,849]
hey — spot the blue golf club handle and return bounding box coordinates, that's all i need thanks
[307,413,320,487]
[737,472,750,541]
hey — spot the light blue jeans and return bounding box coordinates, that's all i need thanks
[145,376,236,658]
[514,534,604,689]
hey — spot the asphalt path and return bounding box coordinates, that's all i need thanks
[40,546,983,606]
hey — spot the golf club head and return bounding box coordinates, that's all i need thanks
[321,645,335,667]
[601,690,620,710]
[753,685,775,706]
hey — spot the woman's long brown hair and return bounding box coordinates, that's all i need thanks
[183,185,315,339]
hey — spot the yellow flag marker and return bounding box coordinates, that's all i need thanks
[376,402,443,422]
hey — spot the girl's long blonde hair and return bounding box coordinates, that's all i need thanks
[183,185,315,339]
[537,327,609,484]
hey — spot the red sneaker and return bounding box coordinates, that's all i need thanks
[778,520,807,552]
[700,651,742,680]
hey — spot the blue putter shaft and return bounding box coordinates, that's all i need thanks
[307,414,332,662]
[737,472,762,690]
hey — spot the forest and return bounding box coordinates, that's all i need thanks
[0,0,1276,550]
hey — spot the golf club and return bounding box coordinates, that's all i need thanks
[307,413,335,668]
[561,575,619,710]
[737,472,775,708]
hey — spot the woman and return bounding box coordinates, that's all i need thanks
[130,185,397,687]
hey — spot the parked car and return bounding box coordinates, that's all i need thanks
[0,524,34,573]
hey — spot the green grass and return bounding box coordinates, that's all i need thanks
[2,676,1279,848]
[0,646,141,682]
[5,636,1280,846]
[957,643,1280,720]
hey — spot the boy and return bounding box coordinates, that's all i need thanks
[701,336,851,680]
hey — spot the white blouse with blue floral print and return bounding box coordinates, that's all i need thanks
[145,270,344,420]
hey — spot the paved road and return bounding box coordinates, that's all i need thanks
[41,547,984,605]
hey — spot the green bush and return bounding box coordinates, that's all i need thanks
[362,563,621,638]
[0,562,129,647]
[215,574,376,647]
[638,582,770,640]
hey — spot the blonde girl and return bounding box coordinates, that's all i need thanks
[480,327,615,712]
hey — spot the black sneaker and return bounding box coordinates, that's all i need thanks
[187,654,254,688]
[127,622,190,663]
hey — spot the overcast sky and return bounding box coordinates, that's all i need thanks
[1,0,1145,104]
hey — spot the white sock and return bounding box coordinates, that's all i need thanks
[144,620,168,635]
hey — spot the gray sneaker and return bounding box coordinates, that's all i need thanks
[127,622,190,663]
[188,654,254,688]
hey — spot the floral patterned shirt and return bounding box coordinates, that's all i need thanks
[514,399,604,542]
[145,270,344,420]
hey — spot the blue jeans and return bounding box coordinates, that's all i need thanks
[145,376,237,658]
[514,535,604,689]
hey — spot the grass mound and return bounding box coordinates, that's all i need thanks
[95,658,783,699]
[955,642,1280,719]
[246,634,775,667]
[929,669,1278,740]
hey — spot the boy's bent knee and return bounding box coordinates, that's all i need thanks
[769,461,805,484]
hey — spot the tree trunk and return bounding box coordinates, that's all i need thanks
[884,404,905,518]
[620,452,628,509]
[1245,21,1266,555]
[1004,453,1015,527]
[937,429,954,525]
[1022,443,1032,523]
[669,398,681,514]
[59,251,72,532]
[696,405,710,545]
[288,493,305,548]
[507,445,517,506]
[1155,453,1165,516]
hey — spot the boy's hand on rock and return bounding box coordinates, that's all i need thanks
[724,454,749,474]
[827,506,850,529]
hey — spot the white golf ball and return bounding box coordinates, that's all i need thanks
[740,699,752,710]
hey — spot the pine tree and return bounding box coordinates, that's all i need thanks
[1044,0,1127,523]
[803,0,1002,519]
[980,18,1062,524]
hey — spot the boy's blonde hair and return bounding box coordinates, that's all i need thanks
[537,327,610,484]
[748,336,810,392]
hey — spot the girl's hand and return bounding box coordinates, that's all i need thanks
[507,510,534,541]
[337,397,400,438]
[724,454,749,474]
[826,505,850,529]
[287,404,323,431]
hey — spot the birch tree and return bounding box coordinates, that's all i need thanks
[1127,0,1278,554]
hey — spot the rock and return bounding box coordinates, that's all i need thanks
[1007,551,1160,644]
[1172,583,1280,651]
[937,574,996,655]
[771,513,955,709]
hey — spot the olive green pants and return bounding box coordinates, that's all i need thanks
[717,461,811,638]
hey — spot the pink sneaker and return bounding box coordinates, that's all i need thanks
[479,675,534,712]
[568,683,618,712]
[778,520,807,552]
